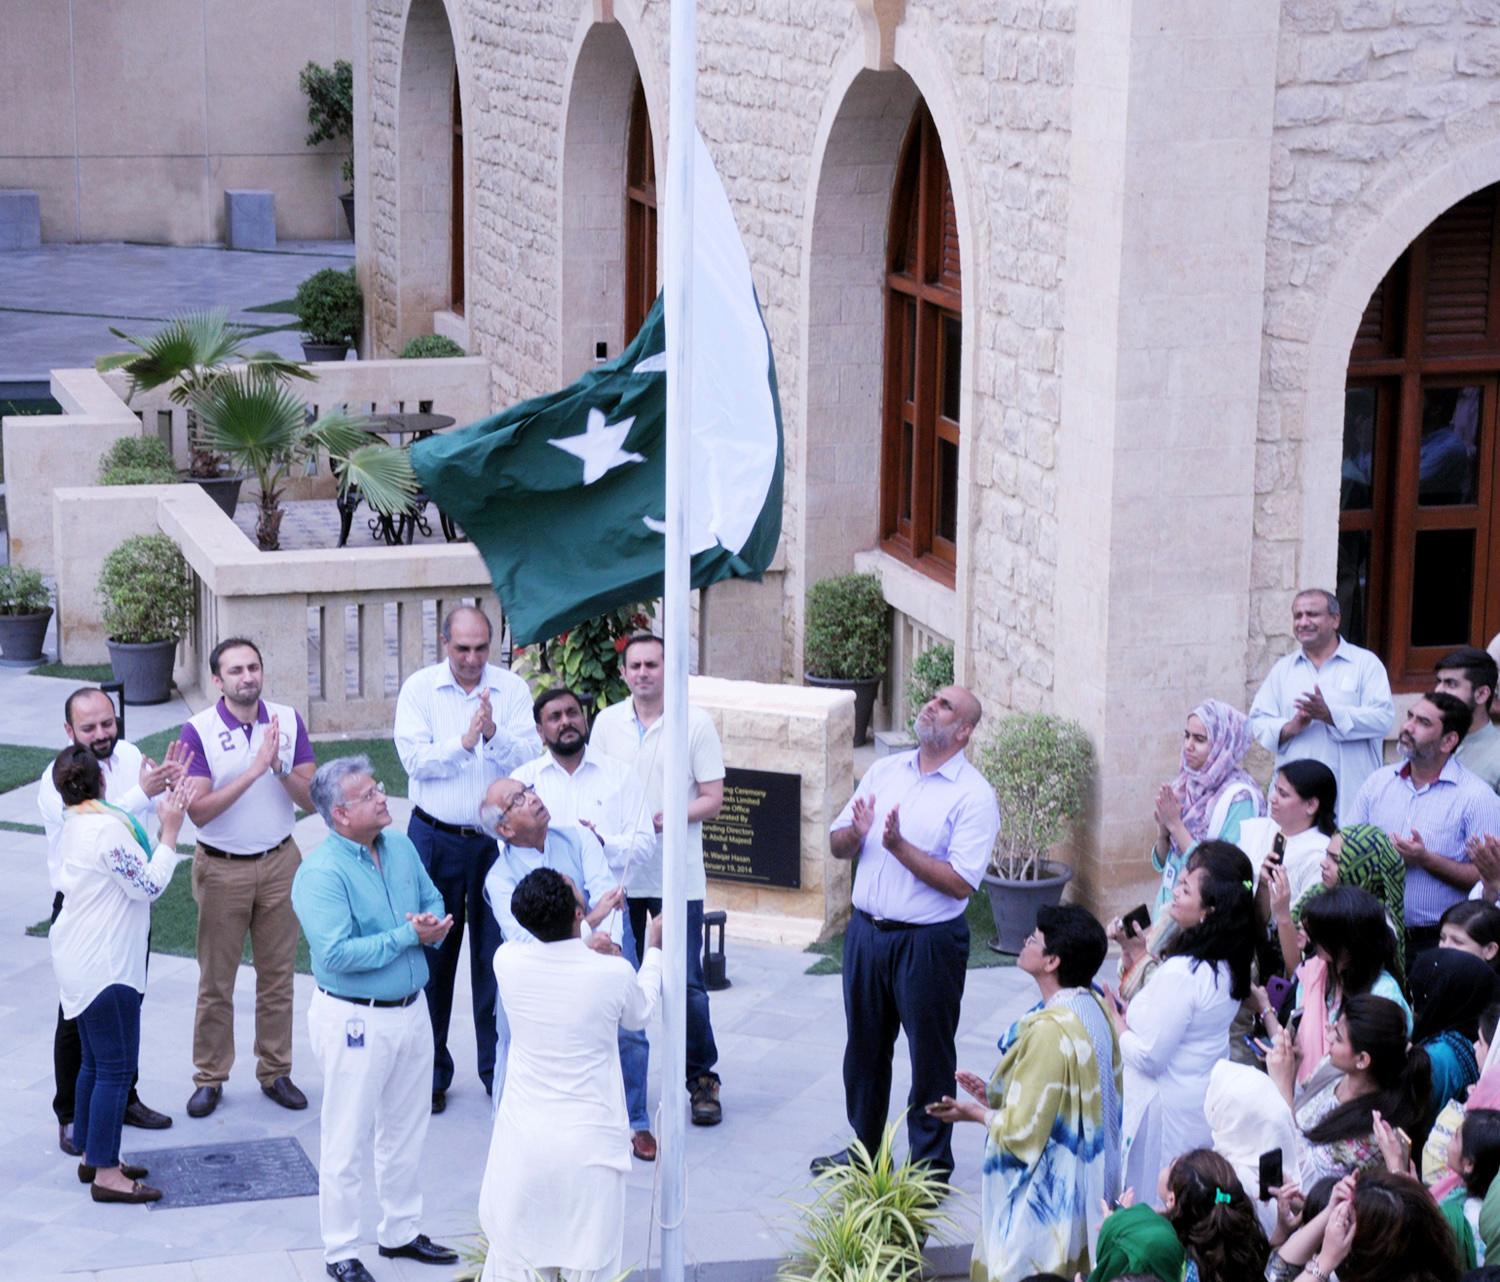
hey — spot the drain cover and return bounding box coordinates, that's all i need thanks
[122,1137,319,1210]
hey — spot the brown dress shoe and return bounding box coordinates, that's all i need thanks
[689,1074,722,1126]
[91,1179,162,1204]
[631,1129,658,1161]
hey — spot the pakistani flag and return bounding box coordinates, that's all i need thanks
[411,132,783,647]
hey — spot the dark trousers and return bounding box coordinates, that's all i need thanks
[50,891,140,1125]
[841,908,968,1175]
[75,984,140,1169]
[629,896,719,1084]
[408,815,501,1093]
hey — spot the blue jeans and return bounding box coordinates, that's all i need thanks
[408,816,501,1093]
[75,984,140,1169]
[492,910,651,1132]
[629,896,719,1084]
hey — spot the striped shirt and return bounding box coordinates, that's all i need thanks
[1348,756,1500,926]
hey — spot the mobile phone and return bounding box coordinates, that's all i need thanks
[1269,832,1286,863]
[1242,1033,1267,1061]
[1122,904,1151,938]
[1265,975,1294,1014]
[1258,1148,1283,1202]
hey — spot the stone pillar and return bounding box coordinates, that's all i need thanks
[1055,0,1281,915]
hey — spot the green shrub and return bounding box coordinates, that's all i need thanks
[804,572,888,681]
[294,267,362,346]
[975,711,1094,880]
[97,534,194,644]
[904,642,954,728]
[0,565,50,615]
[99,435,178,485]
[299,60,354,187]
[400,334,466,359]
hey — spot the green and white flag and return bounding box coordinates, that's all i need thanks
[412,132,783,647]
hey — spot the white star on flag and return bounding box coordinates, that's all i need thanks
[548,407,644,484]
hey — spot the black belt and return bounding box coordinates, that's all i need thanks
[857,908,923,932]
[412,805,487,839]
[198,836,290,860]
[319,987,421,1008]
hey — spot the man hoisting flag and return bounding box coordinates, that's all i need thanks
[410,131,783,648]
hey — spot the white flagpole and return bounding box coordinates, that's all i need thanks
[660,1,695,1280]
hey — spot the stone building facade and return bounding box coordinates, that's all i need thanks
[351,0,1500,915]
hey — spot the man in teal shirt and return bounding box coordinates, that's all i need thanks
[292,756,458,1282]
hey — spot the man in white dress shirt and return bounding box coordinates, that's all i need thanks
[511,686,656,1159]
[590,633,726,1126]
[1248,589,1395,825]
[478,866,663,1282]
[37,687,182,1151]
[393,605,540,1110]
[813,684,1000,1183]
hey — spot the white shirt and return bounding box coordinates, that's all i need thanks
[1238,818,1331,905]
[37,740,157,892]
[393,661,541,826]
[480,939,663,1272]
[831,748,1001,926]
[590,699,725,899]
[511,745,655,881]
[49,809,185,1018]
[1248,637,1394,826]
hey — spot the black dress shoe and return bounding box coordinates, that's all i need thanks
[58,1122,80,1156]
[186,1084,221,1118]
[810,1148,854,1175]
[379,1234,459,1265]
[430,1089,446,1114]
[261,1076,308,1110]
[326,1260,376,1282]
[123,1099,173,1129]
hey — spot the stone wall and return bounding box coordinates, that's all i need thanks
[1252,0,1500,685]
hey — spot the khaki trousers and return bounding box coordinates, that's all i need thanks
[191,835,301,1086]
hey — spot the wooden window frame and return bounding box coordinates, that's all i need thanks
[1342,184,1500,689]
[624,80,657,346]
[879,104,960,586]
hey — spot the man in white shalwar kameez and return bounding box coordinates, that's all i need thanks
[479,865,663,1282]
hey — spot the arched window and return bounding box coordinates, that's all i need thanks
[881,102,960,584]
[1340,182,1500,688]
[450,73,464,315]
[624,80,657,345]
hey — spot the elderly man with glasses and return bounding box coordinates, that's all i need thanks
[291,756,458,1282]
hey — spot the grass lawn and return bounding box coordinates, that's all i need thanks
[804,891,1016,975]
[0,743,61,794]
[27,662,114,681]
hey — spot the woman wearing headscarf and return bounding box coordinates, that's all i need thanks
[1205,1059,1300,1239]
[1292,823,1406,979]
[1115,700,1264,999]
[1411,948,1500,1125]
[1085,1202,1187,1282]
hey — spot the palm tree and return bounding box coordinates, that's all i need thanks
[196,370,416,551]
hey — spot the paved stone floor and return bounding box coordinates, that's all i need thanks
[0,665,1033,1282]
[0,240,356,381]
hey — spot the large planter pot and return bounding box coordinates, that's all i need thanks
[189,472,244,519]
[0,607,52,665]
[106,638,177,705]
[982,859,1074,954]
[339,191,355,239]
[804,673,881,746]
[302,340,350,363]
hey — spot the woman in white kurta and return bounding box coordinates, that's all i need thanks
[479,868,663,1282]
[1104,841,1258,1206]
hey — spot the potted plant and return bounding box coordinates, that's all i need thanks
[803,572,889,746]
[780,1119,952,1282]
[98,435,180,486]
[976,711,1093,953]
[400,334,466,359]
[197,369,416,551]
[97,310,312,518]
[0,564,53,665]
[300,59,354,237]
[294,266,362,362]
[514,603,656,718]
[97,533,195,704]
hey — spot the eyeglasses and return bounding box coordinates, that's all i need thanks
[496,782,535,820]
[342,781,387,806]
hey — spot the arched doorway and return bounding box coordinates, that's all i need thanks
[1339,182,1500,688]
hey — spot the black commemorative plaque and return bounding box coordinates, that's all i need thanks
[702,766,802,889]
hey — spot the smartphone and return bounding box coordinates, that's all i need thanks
[1265,975,1294,1015]
[1122,903,1151,938]
[1269,832,1286,864]
[1258,1148,1283,1202]
[1242,1033,1268,1061]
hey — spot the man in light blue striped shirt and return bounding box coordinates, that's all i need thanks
[1348,690,1500,953]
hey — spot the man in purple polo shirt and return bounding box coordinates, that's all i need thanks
[179,637,317,1118]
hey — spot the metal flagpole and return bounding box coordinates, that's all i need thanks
[659,1,695,1281]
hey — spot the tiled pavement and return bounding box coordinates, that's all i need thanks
[0,665,1038,1282]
